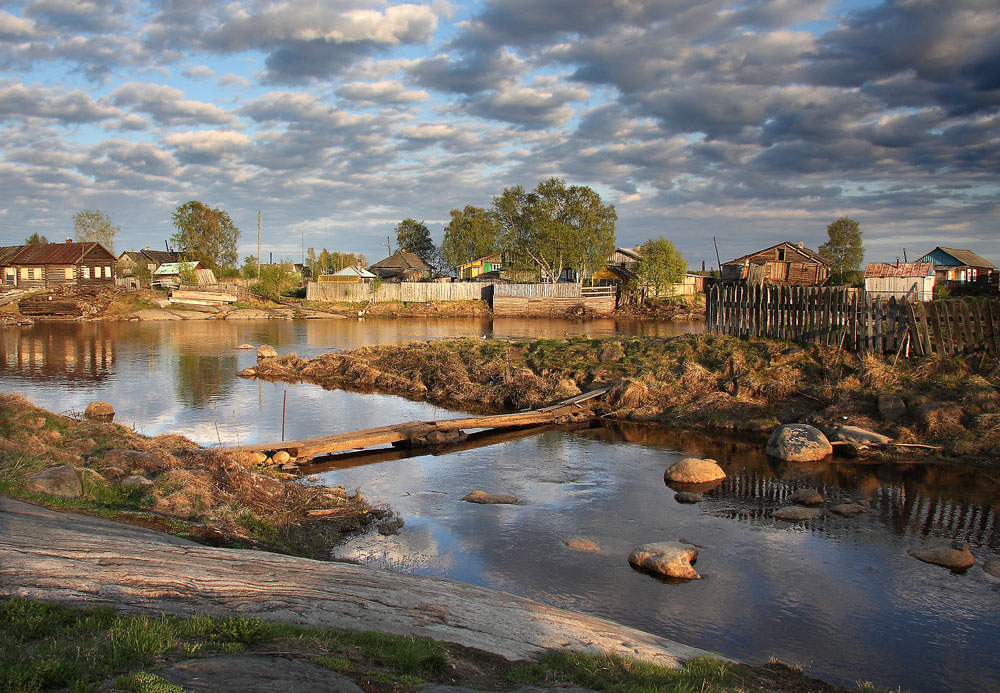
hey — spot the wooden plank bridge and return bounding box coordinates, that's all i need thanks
[221,386,611,464]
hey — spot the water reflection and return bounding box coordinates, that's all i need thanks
[0,324,117,383]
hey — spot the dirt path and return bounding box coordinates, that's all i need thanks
[0,497,719,667]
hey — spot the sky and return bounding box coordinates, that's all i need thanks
[0,0,997,270]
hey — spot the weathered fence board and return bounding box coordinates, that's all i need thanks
[307,281,491,303]
[707,283,1000,357]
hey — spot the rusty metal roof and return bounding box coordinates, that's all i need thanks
[11,241,115,265]
[0,245,26,265]
[864,262,933,278]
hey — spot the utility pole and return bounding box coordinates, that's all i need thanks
[713,236,722,276]
[903,248,908,263]
[257,210,261,280]
[384,235,392,257]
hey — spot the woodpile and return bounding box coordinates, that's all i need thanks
[17,286,122,318]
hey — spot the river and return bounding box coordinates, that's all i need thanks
[1,317,998,692]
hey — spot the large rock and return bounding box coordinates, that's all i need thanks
[563,537,601,552]
[121,474,154,490]
[27,465,82,498]
[984,561,1000,579]
[462,491,518,505]
[765,424,832,462]
[664,458,726,484]
[155,655,364,693]
[84,401,114,421]
[829,503,867,517]
[907,540,975,570]
[598,346,624,363]
[772,506,824,521]
[103,449,170,474]
[787,488,824,506]
[674,491,703,504]
[257,344,278,360]
[628,542,700,580]
[877,394,907,422]
[830,426,892,445]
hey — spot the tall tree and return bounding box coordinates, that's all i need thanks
[441,206,501,269]
[394,219,436,265]
[24,232,49,244]
[493,178,616,283]
[819,216,864,285]
[636,237,686,297]
[73,209,119,252]
[170,201,240,270]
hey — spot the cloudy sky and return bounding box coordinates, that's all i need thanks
[1,0,997,269]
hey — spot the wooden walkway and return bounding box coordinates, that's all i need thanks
[221,386,610,463]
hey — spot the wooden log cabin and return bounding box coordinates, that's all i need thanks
[10,241,117,290]
[722,241,831,286]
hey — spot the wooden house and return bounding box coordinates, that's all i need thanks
[369,251,433,282]
[152,261,205,287]
[117,248,180,278]
[915,247,996,293]
[864,263,934,301]
[722,242,831,286]
[457,254,502,280]
[0,245,25,289]
[10,241,117,290]
[608,246,642,270]
[318,265,377,283]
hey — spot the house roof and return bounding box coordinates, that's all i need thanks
[141,249,180,265]
[329,265,376,278]
[153,261,200,275]
[0,245,26,265]
[11,241,114,265]
[369,250,432,271]
[864,262,933,278]
[920,247,996,269]
[726,241,830,266]
[613,247,642,262]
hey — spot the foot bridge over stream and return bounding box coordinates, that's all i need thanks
[221,386,611,466]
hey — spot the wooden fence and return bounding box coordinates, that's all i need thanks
[706,283,1000,357]
[307,281,491,303]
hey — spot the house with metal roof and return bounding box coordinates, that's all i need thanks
[117,248,181,278]
[318,265,377,283]
[0,245,26,289]
[10,241,117,290]
[864,262,935,301]
[915,247,997,293]
[457,254,502,280]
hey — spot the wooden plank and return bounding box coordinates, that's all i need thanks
[926,302,945,355]
[905,301,924,357]
[986,300,1000,356]
[958,300,976,353]
[968,298,985,348]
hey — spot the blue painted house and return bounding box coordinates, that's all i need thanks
[915,247,996,293]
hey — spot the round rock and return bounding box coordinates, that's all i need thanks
[772,506,825,521]
[236,344,254,350]
[664,457,726,484]
[271,450,292,465]
[877,394,907,422]
[908,542,975,571]
[256,344,278,360]
[765,424,832,462]
[27,465,82,498]
[787,488,824,506]
[84,401,114,421]
[674,491,704,504]
[563,537,601,552]
[830,503,867,517]
[121,474,154,490]
[628,541,700,580]
[462,490,518,504]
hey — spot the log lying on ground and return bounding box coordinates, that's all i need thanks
[0,497,719,666]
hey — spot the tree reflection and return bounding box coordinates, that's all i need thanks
[174,353,237,408]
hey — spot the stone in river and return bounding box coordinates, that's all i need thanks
[907,540,975,571]
[772,506,824,521]
[664,457,726,484]
[84,401,114,421]
[563,537,601,551]
[463,491,518,504]
[674,491,704,504]
[787,488,824,506]
[628,541,700,580]
[766,424,832,462]
[830,503,867,517]
[256,344,278,360]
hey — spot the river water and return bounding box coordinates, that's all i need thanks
[1,317,998,692]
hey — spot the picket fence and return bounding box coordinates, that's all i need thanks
[706,283,1000,357]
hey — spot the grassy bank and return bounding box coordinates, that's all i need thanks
[1,598,859,693]
[0,393,381,556]
[241,333,1000,463]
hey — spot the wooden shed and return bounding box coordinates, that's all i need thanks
[457,254,502,280]
[722,242,831,286]
[318,266,377,283]
[864,263,934,301]
[10,241,117,290]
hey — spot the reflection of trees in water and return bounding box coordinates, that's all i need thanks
[597,421,1000,551]
[174,354,237,408]
[0,324,116,382]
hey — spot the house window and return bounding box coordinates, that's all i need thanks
[104,266,111,277]
[32,268,40,279]
[82,266,91,279]
[20,268,28,279]
[64,267,74,279]
[777,248,786,261]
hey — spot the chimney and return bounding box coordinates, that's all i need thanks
[65,238,73,244]
[798,241,804,248]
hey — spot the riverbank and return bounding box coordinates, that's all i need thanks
[0,392,382,557]
[239,333,1000,465]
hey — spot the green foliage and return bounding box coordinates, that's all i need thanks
[114,671,184,693]
[394,219,437,267]
[23,232,49,244]
[637,237,686,297]
[305,248,364,277]
[819,216,864,284]
[170,201,240,270]
[493,178,616,283]
[241,255,259,279]
[251,262,301,300]
[441,206,501,269]
[73,209,119,253]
